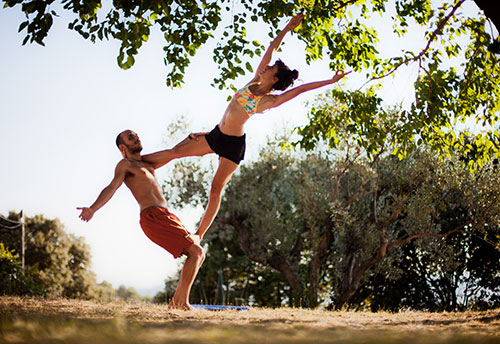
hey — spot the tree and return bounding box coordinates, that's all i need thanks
[0,243,44,296]
[94,280,117,301]
[116,285,142,302]
[0,211,97,299]
[163,129,500,308]
[327,149,500,309]
[350,227,500,311]
[4,1,499,165]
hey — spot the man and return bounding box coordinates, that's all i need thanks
[77,129,203,310]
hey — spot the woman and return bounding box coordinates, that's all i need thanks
[144,13,350,241]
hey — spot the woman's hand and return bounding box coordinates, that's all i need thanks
[332,69,352,83]
[286,13,305,31]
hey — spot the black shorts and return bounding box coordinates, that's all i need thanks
[205,125,246,165]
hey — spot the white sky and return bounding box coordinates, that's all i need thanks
[0,2,486,295]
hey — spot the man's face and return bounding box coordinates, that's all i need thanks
[121,130,143,154]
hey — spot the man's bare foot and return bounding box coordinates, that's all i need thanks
[185,233,201,246]
[168,301,195,311]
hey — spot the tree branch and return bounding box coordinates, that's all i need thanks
[215,216,268,264]
[364,0,466,86]
[387,223,466,253]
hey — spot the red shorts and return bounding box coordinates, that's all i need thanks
[139,206,193,259]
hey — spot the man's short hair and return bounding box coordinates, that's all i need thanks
[116,130,127,148]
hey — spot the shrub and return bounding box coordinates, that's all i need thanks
[0,243,45,296]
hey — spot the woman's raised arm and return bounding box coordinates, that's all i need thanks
[254,13,305,78]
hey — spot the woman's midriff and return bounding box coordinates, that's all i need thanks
[218,101,250,136]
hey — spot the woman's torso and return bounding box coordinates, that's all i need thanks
[218,82,271,136]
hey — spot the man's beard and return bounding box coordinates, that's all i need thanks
[127,143,142,154]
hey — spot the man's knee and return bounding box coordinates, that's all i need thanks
[186,243,204,260]
[199,251,206,266]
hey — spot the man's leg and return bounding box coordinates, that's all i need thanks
[169,242,205,310]
[196,157,239,238]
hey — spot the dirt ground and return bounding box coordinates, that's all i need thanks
[1,296,499,343]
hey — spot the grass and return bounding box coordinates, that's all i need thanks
[1,296,499,343]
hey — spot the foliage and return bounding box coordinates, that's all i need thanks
[0,212,97,299]
[162,132,500,309]
[94,280,117,301]
[115,285,142,302]
[92,281,149,303]
[3,0,499,165]
[336,152,500,311]
[0,243,44,296]
[351,230,500,312]
[160,114,216,210]
[152,274,182,304]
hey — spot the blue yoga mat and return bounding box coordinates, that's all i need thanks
[192,304,250,311]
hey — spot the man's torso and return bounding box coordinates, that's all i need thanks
[123,159,168,210]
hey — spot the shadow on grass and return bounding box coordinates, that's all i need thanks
[380,312,500,328]
[1,314,499,344]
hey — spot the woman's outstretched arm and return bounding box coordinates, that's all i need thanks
[261,70,352,110]
[254,13,305,77]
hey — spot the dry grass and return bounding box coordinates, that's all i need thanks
[1,296,499,343]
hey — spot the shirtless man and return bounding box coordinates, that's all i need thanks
[77,129,204,310]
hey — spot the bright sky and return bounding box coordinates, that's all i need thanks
[0,2,484,296]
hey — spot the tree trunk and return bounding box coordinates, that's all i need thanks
[308,228,333,307]
[335,253,361,309]
[267,254,304,304]
[334,217,390,309]
[219,217,305,304]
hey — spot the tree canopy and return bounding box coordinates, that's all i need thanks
[4,0,499,165]
[0,211,97,298]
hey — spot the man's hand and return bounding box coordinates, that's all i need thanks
[188,132,209,141]
[185,233,201,246]
[173,132,209,149]
[331,69,352,83]
[77,207,94,222]
[286,13,305,31]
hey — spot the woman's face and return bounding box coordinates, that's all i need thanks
[260,64,279,82]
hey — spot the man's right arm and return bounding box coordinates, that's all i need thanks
[77,160,127,222]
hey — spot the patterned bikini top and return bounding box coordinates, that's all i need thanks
[233,83,264,116]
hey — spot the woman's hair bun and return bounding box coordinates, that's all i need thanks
[272,59,299,91]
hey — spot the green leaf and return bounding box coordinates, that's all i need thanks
[18,21,28,32]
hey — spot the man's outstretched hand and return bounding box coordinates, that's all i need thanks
[77,207,94,222]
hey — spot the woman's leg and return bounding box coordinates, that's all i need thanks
[171,134,214,159]
[196,157,239,238]
[172,132,209,150]
[145,135,214,168]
